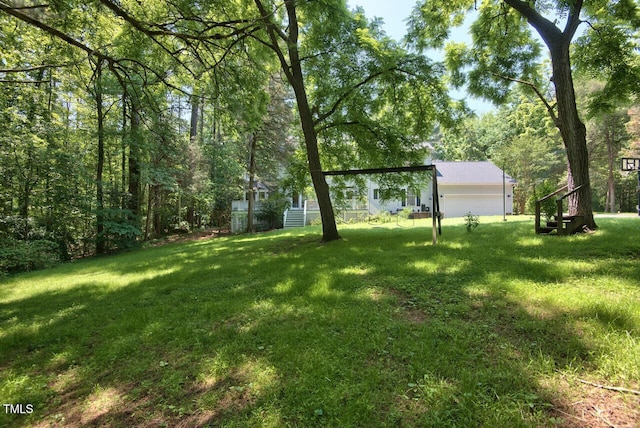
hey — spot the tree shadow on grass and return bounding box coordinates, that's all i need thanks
[1,219,638,427]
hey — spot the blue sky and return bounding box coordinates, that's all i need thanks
[347,0,494,114]
[348,0,416,41]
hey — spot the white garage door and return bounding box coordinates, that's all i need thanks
[442,195,503,218]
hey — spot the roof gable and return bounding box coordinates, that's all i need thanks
[434,161,517,185]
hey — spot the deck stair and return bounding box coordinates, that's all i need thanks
[535,185,586,235]
[283,209,305,228]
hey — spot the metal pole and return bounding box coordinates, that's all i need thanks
[432,169,437,245]
[503,167,506,221]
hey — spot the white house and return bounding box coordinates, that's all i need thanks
[231,161,516,231]
[435,161,517,218]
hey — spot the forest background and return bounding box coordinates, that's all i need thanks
[0,0,639,274]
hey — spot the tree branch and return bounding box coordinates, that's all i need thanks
[502,0,561,47]
[563,0,584,41]
[98,0,255,42]
[0,79,49,84]
[0,1,195,100]
[0,64,74,73]
[0,1,108,61]
[314,67,398,126]
[578,378,640,396]
[9,3,49,10]
[253,0,294,83]
[491,71,558,122]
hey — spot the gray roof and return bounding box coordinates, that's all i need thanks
[434,161,517,185]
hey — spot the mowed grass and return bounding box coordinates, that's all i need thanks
[1,216,639,427]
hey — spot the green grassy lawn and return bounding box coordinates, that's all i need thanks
[1,216,639,427]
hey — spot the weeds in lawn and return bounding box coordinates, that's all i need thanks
[1,216,639,427]
[463,212,480,232]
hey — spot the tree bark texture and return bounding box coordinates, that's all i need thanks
[605,118,616,213]
[281,1,340,242]
[187,94,200,228]
[95,61,106,254]
[548,44,596,228]
[128,96,141,226]
[504,0,596,229]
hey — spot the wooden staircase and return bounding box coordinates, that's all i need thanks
[535,185,587,235]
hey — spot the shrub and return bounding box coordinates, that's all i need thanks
[527,181,558,220]
[464,212,480,232]
[256,196,290,230]
[97,208,143,251]
[0,238,60,275]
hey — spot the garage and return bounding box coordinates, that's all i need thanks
[441,194,505,218]
[434,161,517,218]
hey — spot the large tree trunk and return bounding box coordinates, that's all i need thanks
[549,44,596,229]
[290,76,340,242]
[95,60,106,254]
[187,94,200,229]
[505,0,597,230]
[281,1,340,242]
[254,0,339,242]
[128,97,141,226]
[605,118,616,213]
[153,184,163,236]
[121,94,127,211]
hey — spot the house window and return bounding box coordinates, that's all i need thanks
[259,191,267,200]
[373,188,379,200]
[408,189,421,207]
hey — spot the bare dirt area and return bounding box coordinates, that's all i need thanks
[550,377,640,428]
[148,228,231,247]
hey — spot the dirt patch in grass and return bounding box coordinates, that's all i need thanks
[33,369,260,428]
[389,288,428,324]
[550,377,640,427]
[148,228,230,247]
[33,382,139,428]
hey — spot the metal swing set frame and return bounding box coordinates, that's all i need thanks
[322,165,442,244]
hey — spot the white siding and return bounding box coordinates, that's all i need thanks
[438,185,513,218]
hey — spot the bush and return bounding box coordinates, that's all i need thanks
[97,208,143,251]
[256,196,290,230]
[464,212,480,232]
[527,181,558,220]
[0,239,60,275]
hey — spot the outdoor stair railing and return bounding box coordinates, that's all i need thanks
[535,185,585,235]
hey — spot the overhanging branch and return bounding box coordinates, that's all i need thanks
[491,72,558,122]
[99,0,256,43]
[0,79,49,84]
[0,64,73,73]
[313,67,398,127]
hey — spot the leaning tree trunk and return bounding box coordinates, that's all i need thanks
[289,74,340,242]
[549,43,597,229]
[281,0,340,242]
